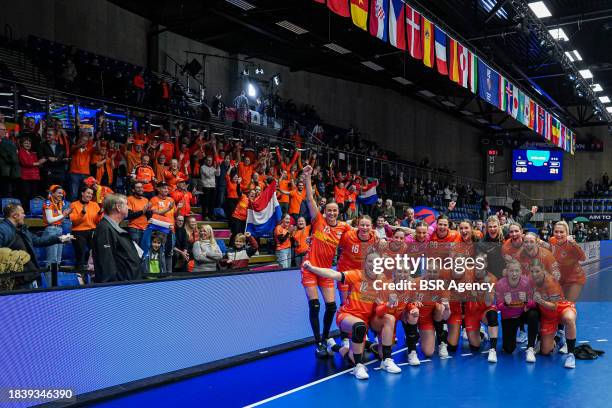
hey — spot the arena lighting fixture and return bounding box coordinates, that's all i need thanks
[607,107,612,113]
[392,76,412,85]
[441,100,456,107]
[480,0,508,19]
[361,61,384,71]
[599,96,610,103]
[21,94,46,102]
[247,83,257,97]
[528,1,552,18]
[272,74,281,86]
[242,68,249,76]
[323,43,351,54]
[255,67,264,75]
[275,20,308,35]
[579,69,593,79]
[548,28,569,41]
[224,0,255,11]
[591,84,603,92]
[418,90,436,97]
[0,92,13,96]
[569,50,582,61]
[460,110,474,116]
[476,118,489,124]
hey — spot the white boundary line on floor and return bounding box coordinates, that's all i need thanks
[244,347,407,407]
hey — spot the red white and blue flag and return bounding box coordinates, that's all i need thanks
[246,180,283,238]
[389,0,406,50]
[369,0,389,42]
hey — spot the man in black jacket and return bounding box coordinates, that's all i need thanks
[92,193,143,282]
[40,128,68,186]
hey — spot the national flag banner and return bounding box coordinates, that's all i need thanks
[499,76,508,112]
[389,0,406,50]
[545,111,552,141]
[468,51,477,93]
[357,181,379,205]
[405,4,422,59]
[571,131,576,155]
[521,93,531,127]
[350,0,369,30]
[448,37,459,83]
[422,17,435,68]
[551,117,560,146]
[328,0,351,17]
[369,0,389,41]
[559,124,566,149]
[456,43,469,88]
[517,90,525,123]
[529,100,536,130]
[510,84,520,119]
[478,59,501,108]
[245,180,283,238]
[504,81,514,115]
[313,0,325,3]
[535,104,545,135]
[434,27,448,75]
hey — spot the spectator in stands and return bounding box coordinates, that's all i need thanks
[143,232,166,277]
[70,186,102,280]
[400,208,416,228]
[292,216,311,267]
[574,223,587,243]
[40,127,68,186]
[0,121,20,197]
[192,224,222,273]
[274,214,294,268]
[160,79,171,111]
[200,156,220,220]
[19,117,40,153]
[233,90,249,123]
[289,180,306,222]
[212,92,225,120]
[603,172,609,189]
[175,215,198,272]
[61,59,78,91]
[42,185,71,273]
[84,176,113,206]
[216,154,232,216]
[229,188,254,247]
[131,154,156,199]
[383,199,395,224]
[133,70,146,106]
[0,203,73,289]
[372,198,384,221]
[68,132,94,200]
[91,142,114,188]
[586,178,593,194]
[18,137,45,213]
[149,182,176,272]
[92,193,143,282]
[221,232,258,270]
[171,178,195,218]
[126,182,151,245]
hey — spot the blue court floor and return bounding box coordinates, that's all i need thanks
[93,258,612,408]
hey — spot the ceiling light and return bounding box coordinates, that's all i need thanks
[418,90,436,97]
[361,61,384,71]
[591,84,603,92]
[571,50,582,61]
[599,96,610,103]
[548,28,568,41]
[579,69,593,79]
[441,101,456,107]
[276,20,308,35]
[323,43,351,54]
[460,110,474,116]
[564,51,575,62]
[392,77,413,85]
[225,0,256,11]
[607,107,612,113]
[476,118,489,124]
[528,2,552,18]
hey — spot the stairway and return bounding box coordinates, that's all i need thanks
[0,46,53,89]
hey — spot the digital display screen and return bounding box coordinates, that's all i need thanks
[512,149,563,181]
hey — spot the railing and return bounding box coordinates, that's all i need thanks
[0,75,486,192]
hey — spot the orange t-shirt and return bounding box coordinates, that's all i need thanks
[501,239,523,260]
[535,273,566,318]
[159,141,174,161]
[519,247,560,278]
[164,169,186,192]
[293,225,311,255]
[340,269,378,320]
[429,229,461,259]
[226,174,239,199]
[134,165,156,192]
[232,194,249,221]
[549,237,586,276]
[127,195,149,230]
[69,200,102,231]
[277,179,291,204]
[150,195,176,231]
[334,186,348,205]
[274,225,292,250]
[171,189,195,217]
[69,143,94,174]
[337,229,378,272]
[238,162,255,191]
[303,211,351,269]
[42,198,65,226]
[289,188,306,215]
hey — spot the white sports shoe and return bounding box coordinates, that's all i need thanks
[516,330,528,343]
[526,347,536,363]
[559,342,568,354]
[461,328,468,341]
[326,338,337,355]
[564,353,576,369]
[380,358,402,373]
[488,348,497,363]
[408,350,421,366]
[352,363,369,379]
[439,342,449,358]
[342,338,350,350]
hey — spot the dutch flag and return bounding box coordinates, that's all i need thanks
[357,181,379,206]
[246,180,283,238]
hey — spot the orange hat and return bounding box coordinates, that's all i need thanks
[84,177,97,187]
[134,140,146,146]
[49,185,63,194]
[176,177,187,184]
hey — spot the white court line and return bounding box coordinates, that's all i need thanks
[596,339,608,342]
[244,347,407,407]
[585,263,612,278]
[461,353,473,356]
[579,340,590,344]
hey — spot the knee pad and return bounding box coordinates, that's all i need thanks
[469,344,481,353]
[351,322,367,343]
[447,343,458,353]
[308,299,320,316]
[324,301,337,314]
[486,310,499,327]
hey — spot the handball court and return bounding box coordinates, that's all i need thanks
[92,257,612,408]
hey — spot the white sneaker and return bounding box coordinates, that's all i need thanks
[439,342,449,358]
[342,338,350,349]
[408,350,421,366]
[380,358,402,373]
[564,353,576,369]
[559,342,568,354]
[352,363,369,379]
[461,328,468,341]
[326,338,337,355]
[516,330,528,343]
[488,348,497,363]
[526,347,536,363]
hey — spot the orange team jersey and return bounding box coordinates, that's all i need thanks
[337,269,379,324]
[164,170,186,192]
[334,186,347,204]
[535,273,576,335]
[134,165,156,192]
[159,141,174,161]
[226,174,239,199]
[171,189,195,217]
[501,239,523,260]
[345,191,357,210]
[232,194,249,221]
[337,229,378,272]
[69,200,102,231]
[464,272,497,332]
[454,240,476,257]
[69,142,94,174]
[277,179,291,203]
[304,211,351,269]
[288,188,306,215]
[274,225,292,250]
[150,196,176,231]
[429,229,461,259]
[127,195,149,230]
[474,230,484,239]
[293,225,311,255]
[238,162,254,190]
[125,149,142,175]
[519,247,560,278]
[549,237,586,285]
[42,199,66,226]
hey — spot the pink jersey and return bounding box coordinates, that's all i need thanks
[495,276,536,319]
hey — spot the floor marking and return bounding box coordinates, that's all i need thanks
[579,340,590,344]
[461,353,473,356]
[420,359,431,363]
[259,351,269,354]
[596,339,608,342]
[585,264,612,278]
[439,356,453,359]
[244,347,407,407]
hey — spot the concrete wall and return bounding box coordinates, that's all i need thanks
[0,0,150,66]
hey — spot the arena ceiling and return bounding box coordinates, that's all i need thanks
[111,0,612,135]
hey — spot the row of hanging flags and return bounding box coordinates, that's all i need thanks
[313,0,576,154]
